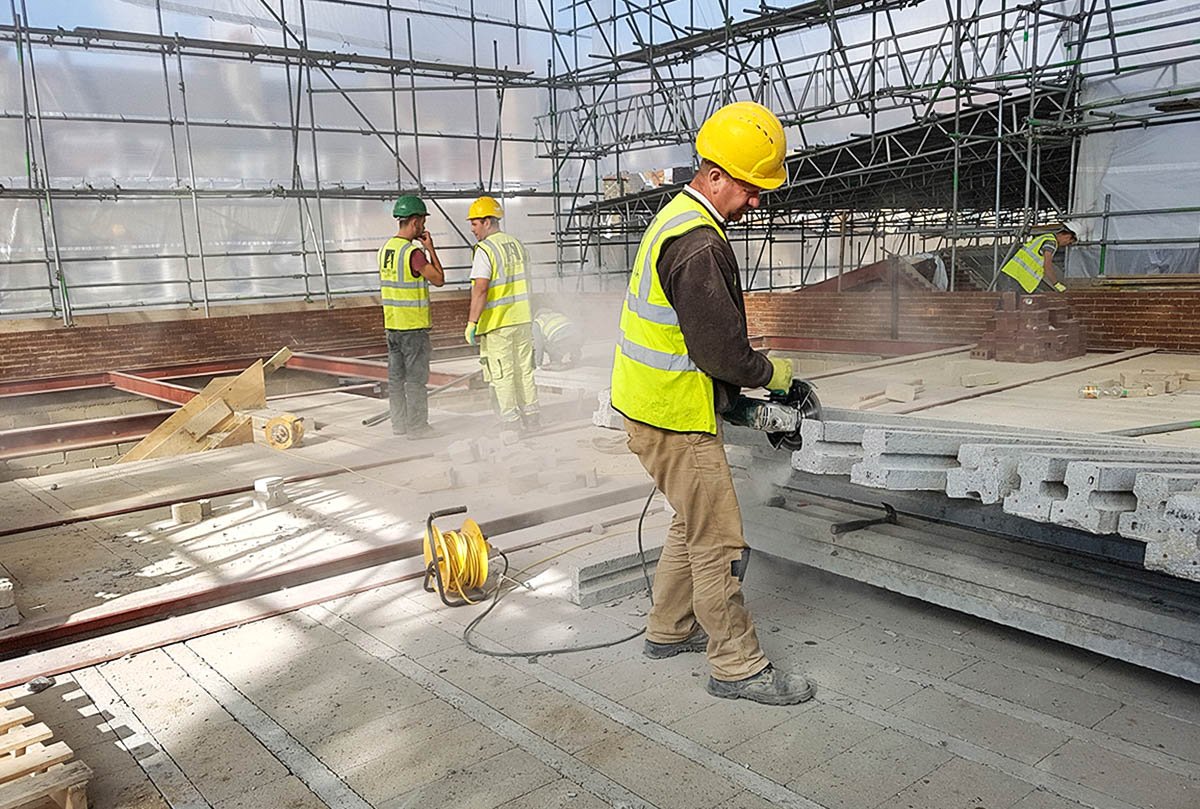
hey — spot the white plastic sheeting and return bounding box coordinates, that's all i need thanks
[1067,3,1200,276]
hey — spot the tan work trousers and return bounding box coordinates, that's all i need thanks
[479,322,539,423]
[624,417,769,681]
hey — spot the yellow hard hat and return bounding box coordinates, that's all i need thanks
[467,196,503,220]
[695,101,787,190]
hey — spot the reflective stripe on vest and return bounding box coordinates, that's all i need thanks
[1000,234,1056,294]
[610,192,725,434]
[475,232,532,334]
[535,312,572,342]
[379,237,430,330]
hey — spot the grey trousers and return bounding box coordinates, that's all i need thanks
[386,328,431,434]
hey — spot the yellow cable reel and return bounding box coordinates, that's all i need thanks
[423,507,494,606]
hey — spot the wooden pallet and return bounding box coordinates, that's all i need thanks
[0,688,90,809]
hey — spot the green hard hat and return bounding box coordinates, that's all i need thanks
[392,196,427,218]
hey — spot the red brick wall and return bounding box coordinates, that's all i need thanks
[745,288,1200,353]
[0,298,470,381]
[4,288,1197,381]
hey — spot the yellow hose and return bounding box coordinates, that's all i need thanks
[424,518,490,604]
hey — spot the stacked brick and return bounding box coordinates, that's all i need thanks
[971,292,1086,362]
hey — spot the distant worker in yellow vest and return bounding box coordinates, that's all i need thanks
[532,308,583,369]
[463,196,540,433]
[379,196,445,438]
[997,222,1080,294]
[610,101,813,706]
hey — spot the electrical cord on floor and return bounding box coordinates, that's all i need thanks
[463,484,659,660]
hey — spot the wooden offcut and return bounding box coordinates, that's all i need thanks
[0,695,92,809]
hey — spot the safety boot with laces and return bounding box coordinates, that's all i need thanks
[705,664,814,705]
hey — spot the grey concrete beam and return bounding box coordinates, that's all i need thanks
[1052,461,1200,534]
[1119,472,1200,543]
[1151,492,1200,581]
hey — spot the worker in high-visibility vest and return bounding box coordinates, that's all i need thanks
[532,308,583,369]
[463,196,540,433]
[997,222,1081,294]
[379,196,445,437]
[609,101,813,706]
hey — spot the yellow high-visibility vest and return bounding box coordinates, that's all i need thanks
[610,192,724,434]
[535,311,572,342]
[474,232,531,334]
[378,237,430,330]
[1000,234,1057,293]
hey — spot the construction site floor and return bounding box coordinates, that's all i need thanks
[3,350,1200,809]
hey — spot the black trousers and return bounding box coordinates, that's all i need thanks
[386,328,431,434]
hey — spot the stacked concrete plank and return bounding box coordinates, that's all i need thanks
[788,410,1200,581]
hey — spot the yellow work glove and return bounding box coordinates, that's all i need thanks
[464,322,477,346]
[766,357,793,393]
[1053,282,1067,293]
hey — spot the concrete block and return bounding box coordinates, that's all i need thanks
[171,501,205,525]
[725,445,753,469]
[64,445,119,463]
[500,429,521,445]
[252,475,289,509]
[885,383,921,402]
[447,439,479,466]
[412,468,457,494]
[961,371,999,388]
[454,465,489,487]
[1003,455,1079,522]
[951,443,1188,505]
[545,474,586,494]
[0,603,18,630]
[198,498,213,518]
[851,456,959,490]
[507,471,540,495]
[582,466,599,488]
[1050,460,1200,534]
[1118,472,1200,541]
[0,578,13,609]
[1146,492,1200,581]
[572,545,662,607]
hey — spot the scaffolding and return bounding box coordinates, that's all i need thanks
[2,0,1199,323]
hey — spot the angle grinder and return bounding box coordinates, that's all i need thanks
[723,378,822,451]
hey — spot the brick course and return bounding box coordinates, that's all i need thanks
[2,287,1196,381]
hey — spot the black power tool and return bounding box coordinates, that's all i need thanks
[723,378,822,450]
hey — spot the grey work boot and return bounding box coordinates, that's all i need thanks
[643,628,708,659]
[706,664,814,705]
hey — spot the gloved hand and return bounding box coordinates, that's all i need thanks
[1053,282,1067,293]
[766,357,793,394]
[464,321,477,346]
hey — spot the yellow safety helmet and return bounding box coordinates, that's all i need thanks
[467,196,504,220]
[695,101,788,190]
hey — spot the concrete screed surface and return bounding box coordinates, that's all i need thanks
[3,365,1200,808]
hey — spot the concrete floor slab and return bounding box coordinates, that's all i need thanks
[496,681,627,754]
[213,775,330,809]
[382,747,560,809]
[744,593,865,641]
[160,718,291,804]
[785,728,952,809]
[949,661,1123,727]
[342,721,514,804]
[574,727,743,809]
[265,674,434,745]
[573,649,704,701]
[1010,788,1092,809]
[1092,703,1200,765]
[618,677,721,725]
[495,777,613,809]
[874,756,1035,809]
[667,697,799,753]
[1080,659,1200,724]
[772,637,925,709]
[306,694,473,773]
[1037,739,1200,809]
[723,702,880,784]
[891,687,1070,766]
[828,623,979,679]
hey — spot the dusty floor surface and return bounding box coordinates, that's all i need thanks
[4,351,1200,809]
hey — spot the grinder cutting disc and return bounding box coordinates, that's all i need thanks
[767,378,821,451]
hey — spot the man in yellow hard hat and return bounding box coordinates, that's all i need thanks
[379,196,445,437]
[464,196,540,433]
[610,101,813,705]
[997,222,1080,294]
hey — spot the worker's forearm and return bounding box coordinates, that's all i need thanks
[425,246,446,287]
[468,280,488,322]
[1042,259,1060,286]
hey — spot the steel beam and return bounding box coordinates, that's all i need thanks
[0,411,170,461]
[107,372,199,405]
[751,336,959,357]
